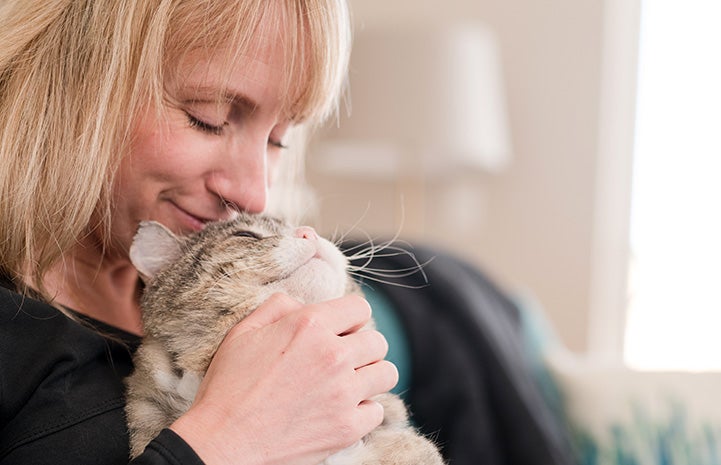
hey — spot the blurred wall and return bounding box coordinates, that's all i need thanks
[306,0,607,353]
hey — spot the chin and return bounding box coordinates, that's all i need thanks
[273,259,348,304]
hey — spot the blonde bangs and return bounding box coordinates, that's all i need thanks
[277,0,351,125]
[164,0,351,126]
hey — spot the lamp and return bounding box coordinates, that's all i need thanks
[312,21,512,179]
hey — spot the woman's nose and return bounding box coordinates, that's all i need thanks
[294,226,319,240]
[209,140,269,214]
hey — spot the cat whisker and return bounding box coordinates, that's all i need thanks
[340,238,377,255]
[345,238,417,259]
[349,258,433,278]
[347,265,429,277]
[347,271,429,290]
[350,270,425,280]
[329,202,374,246]
[346,246,418,262]
[347,244,432,286]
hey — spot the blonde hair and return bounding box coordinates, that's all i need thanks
[0,0,351,297]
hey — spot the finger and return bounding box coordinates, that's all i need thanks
[308,294,372,336]
[354,398,385,433]
[234,293,303,333]
[355,360,399,400]
[341,329,389,369]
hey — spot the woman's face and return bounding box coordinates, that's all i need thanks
[112,38,293,252]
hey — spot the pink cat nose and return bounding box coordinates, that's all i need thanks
[295,226,319,240]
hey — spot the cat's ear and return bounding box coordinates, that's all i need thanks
[129,221,184,282]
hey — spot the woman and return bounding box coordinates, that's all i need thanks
[0,1,398,464]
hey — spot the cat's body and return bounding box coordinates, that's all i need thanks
[124,213,444,464]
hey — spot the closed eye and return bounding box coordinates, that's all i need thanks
[268,139,289,150]
[233,230,262,239]
[186,112,226,136]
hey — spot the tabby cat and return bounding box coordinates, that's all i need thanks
[124,213,444,464]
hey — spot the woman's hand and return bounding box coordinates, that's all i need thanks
[170,293,399,465]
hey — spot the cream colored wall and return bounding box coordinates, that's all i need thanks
[306,0,607,353]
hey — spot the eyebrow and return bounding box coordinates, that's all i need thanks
[182,86,259,112]
[224,93,259,113]
[181,85,302,123]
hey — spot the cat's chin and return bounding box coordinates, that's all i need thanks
[265,235,349,304]
[270,256,347,304]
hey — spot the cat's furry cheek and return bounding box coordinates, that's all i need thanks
[265,269,344,304]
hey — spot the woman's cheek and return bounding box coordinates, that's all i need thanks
[266,152,284,188]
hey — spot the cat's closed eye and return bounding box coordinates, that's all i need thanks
[232,230,261,239]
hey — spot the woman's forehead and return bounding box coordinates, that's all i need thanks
[168,42,308,122]
[164,1,347,123]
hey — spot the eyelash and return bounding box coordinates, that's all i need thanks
[186,113,225,136]
[232,230,262,239]
[270,139,289,150]
[185,112,289,149]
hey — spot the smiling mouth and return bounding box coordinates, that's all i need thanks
[169,201,216,231]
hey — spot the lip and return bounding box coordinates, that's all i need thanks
[168,201,215,232]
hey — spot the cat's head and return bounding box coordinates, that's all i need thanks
[129,213,355,344]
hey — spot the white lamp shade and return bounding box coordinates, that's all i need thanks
[315,22,512,178]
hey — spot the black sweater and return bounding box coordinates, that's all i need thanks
[0,285,204,465]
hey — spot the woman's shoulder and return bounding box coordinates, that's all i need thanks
[0,284,139,344]
[0,285,86,372]
[0,285,138,463]
[0,285,68,334]
[0,284,137,359]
